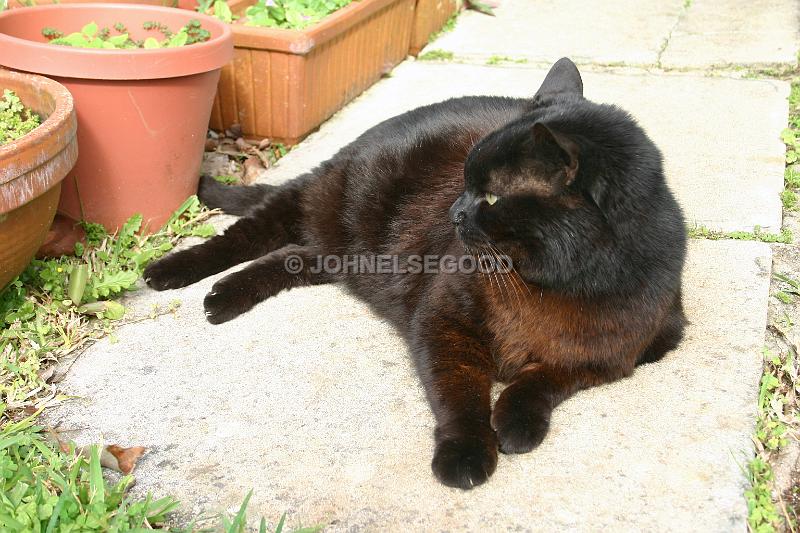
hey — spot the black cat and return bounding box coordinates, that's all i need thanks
[144,58,687,489]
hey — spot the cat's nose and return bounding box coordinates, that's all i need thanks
[451,209,466,225]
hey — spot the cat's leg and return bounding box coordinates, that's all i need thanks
[491,362,632,454]
[144,186,304,291]
[203,244,331,324]
[411,311,498,489]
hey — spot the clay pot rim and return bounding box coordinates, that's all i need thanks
[0,4,233,80]
[0,69,76,189]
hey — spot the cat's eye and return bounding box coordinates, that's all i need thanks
[485,192,499,205]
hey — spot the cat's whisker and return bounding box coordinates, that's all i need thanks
[488,244,522,308]
[490,242,534,299]
[479,244,511,305]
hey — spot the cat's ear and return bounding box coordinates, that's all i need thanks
[532,122,580,185]
[534,57,583,99]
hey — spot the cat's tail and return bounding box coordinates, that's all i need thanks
[198,174,276,216]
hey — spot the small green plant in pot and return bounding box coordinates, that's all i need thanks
[0,89,40,144]
[42,19,211,48]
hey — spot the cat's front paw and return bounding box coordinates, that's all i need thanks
[144,252,203,291]
[432,424,497,490]
[203,277,254,325]
[491,387,551,454]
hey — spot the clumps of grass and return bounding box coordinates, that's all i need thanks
[745,456,783,532]
[0,411,180,530]
[0,196,215,417]
[781,189,798,210]
[417,49,454,62]
[0,89,40,145]
[485,55,528,66]
[687,225,793,244]
[745,345,799,531]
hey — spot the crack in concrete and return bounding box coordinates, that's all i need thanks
[656,0,694,68]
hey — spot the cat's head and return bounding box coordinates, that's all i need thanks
[449,58,603,288]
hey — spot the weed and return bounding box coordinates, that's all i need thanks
[745,456,782,532]
[417,49,455,61]
[485,55,528,66]
[0,195,215,416]
[781,189,798,210]
[428,12,458,43]
[687,225,793,244]
[0,410,180,530]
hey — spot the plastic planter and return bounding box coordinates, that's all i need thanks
[211,0,415,144]
[409,0,457,56]
[0,4,233,233]
[0,69,77,290]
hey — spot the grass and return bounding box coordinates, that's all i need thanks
[1,411,180,530]
[0,191,318,530]
[485,55,528,66]
[1,196,216,416]
[744,72,800,532]
[687,225,793,244]
[745,343,799,532]
[417,49,454,62]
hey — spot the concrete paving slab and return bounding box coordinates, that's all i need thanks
[47,237,770,530]
[262,61,787,233]
[661,0,800,69]
[422,0,685,66]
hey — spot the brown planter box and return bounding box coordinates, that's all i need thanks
[408,0,457,56]
[210,0,415,144]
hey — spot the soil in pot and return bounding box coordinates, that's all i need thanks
[0,4,233,235]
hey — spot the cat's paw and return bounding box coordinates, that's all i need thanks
[144,252,202,291]
[203,278,254,325]
[491,388,551,454]
[432,425,497,490]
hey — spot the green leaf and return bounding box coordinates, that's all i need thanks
[214,0,233,23]
[107,33,130,46]
[81,21,99,37]
[67,264,89,306]
[167,29,189,48]
[143,37,161,49]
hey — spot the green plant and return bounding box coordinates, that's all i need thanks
[417,49,454,61]
[213,174,240,185]
[0,196,215,415]
[485,55,528,66]
[687,225,793,244]
[0,411,180,531]
[781,188,797,210]
[43,20,210,49]
[0,89,41,145]
[244,0,352,30]
[427,12,457,43]
[745,456,782,533]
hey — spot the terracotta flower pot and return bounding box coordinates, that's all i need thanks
[0,4,233,233]
[0,69,77,290]
[408,0,458,56]
[210,0,415,144]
